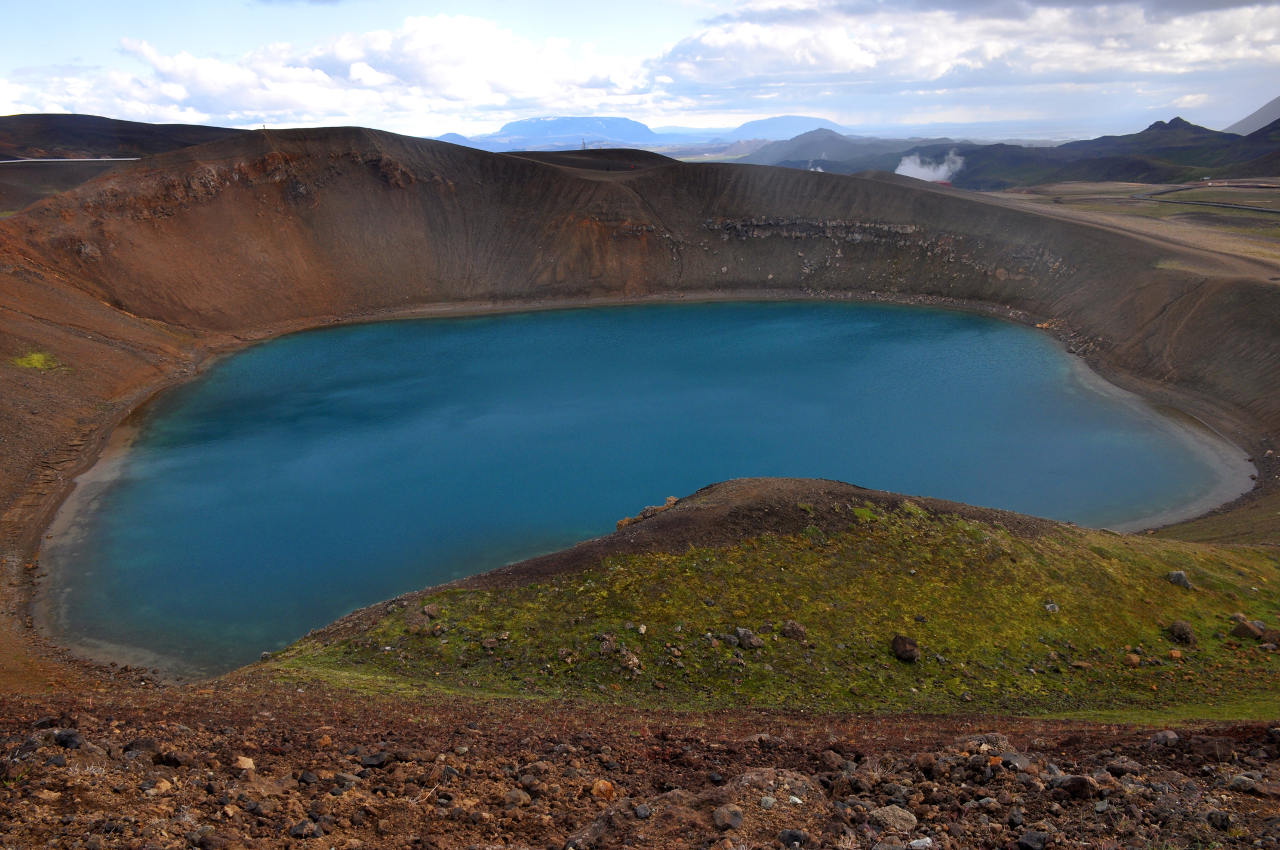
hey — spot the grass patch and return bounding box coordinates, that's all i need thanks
[10,350,61,370]
[274,502,1280,721]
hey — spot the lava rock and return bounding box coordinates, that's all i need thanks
[781,620,807,640]
[1017,831,1050,850]
[1231,620,1263,640]
[287,819,323,839]
[1206,810,1233,831]
[713,803,743,830]
[870,804,917,832]
[891,635,920,663]
[778,828,810,847]
[1167,620,1196,645]
[53,729,82,749]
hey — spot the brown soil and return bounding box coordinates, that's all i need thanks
[3,670,1279,849]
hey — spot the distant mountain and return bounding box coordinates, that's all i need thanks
[1226,95,1280,135]
[724,116,846,141]
[0,114,242,160]
[434,133,473,147]
[1059,117,1236,162]
[437,115,860,153]
[741,129,954,171]
[491,116,656,143]
[442,116,662,152]
[747,116,1280,189]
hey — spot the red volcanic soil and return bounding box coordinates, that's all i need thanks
[2,669,1278,849]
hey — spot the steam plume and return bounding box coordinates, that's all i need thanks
[895,149,964,182]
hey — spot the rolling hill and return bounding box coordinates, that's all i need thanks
[0,113,242,160]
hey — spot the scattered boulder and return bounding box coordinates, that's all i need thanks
[1167,620,1195,645]
[1105,757,1142,777]
[712,804,743,830]
[780,620,807,640]
[287,819,322,839]
[1227,774,1257,793]
[1017,831,1050,850]
[891,635,920,663]
[53,729,82,750]
[1165,570,1194,590]
[735,627,764,649]
[1001,752,1032,772]
[870,804,917,832]
[1055,774,1098,799]
[1231,620,1263,640]
[1206,810,1233,831]
[778,828,809,847]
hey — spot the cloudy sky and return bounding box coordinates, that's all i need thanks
[2,0,1276,138]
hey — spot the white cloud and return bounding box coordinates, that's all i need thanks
[656,3,1280,84]
[87,16,654,135]
[3,2,1277,137]
[348,62,396,87]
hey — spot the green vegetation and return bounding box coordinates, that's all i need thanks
[275,501,1280,721]
[10,350,61,370]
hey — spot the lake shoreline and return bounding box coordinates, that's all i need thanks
[29,290,1263,681]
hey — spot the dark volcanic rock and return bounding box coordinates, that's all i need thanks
[891,635,920,663]
[712,803,743,830]
[53,729,82,749]
[1167,620,1196,645]
[1232,620,1263,640]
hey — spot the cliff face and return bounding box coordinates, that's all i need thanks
[1,128,1277,554]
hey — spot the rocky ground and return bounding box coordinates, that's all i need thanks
[2,669,1277,850]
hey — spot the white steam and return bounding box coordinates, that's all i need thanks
[894,149,964,182]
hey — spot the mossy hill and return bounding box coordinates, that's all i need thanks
[274,485,1280,722]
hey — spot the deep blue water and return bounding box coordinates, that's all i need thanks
[49,302,1238,673]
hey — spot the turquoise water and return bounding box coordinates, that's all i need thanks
[48,302,1241,674]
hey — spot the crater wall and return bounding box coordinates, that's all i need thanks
[1,127,1277,565]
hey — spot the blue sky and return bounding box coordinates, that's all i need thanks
[2,0,1276,138]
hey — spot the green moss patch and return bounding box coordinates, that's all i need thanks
[274,501,1280,720]
[10,350,61,370]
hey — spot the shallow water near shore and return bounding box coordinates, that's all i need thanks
[42,301,1253,675]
